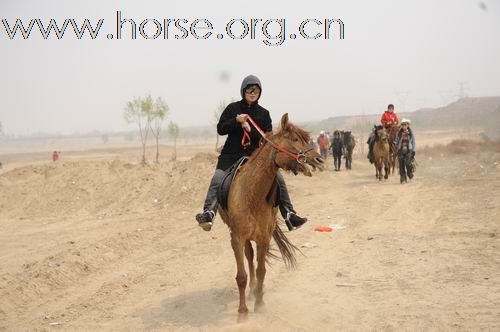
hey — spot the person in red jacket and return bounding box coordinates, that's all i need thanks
[367,104,398,163]
[317,131,330,160]
[380,104,399,128]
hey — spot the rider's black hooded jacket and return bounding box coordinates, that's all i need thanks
[216,75,272,171]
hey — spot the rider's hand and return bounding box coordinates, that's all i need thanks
[236,114,248,123]
[242,122,251,132]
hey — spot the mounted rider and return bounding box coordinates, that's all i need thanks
[195,75,308,232]
[367,104,399,163]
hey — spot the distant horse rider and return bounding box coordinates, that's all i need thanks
[367,104,399,163]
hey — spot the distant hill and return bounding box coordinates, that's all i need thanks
[303,97,500,138]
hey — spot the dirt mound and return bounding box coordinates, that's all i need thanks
[0,154,218,220]
[420,137,500,156]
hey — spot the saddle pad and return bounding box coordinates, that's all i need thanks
[217,157,249,211]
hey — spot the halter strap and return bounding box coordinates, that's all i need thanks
[240,115,308,163]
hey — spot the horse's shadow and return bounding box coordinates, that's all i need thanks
[139,287,235,330]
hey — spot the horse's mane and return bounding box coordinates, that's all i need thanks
[277,122,310,145]
[243,122,311,182]
[246,120,311,165]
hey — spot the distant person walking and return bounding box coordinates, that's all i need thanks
[330,130,343,171]
[317,131,330,160]
[52,151,60,162]
[395,119,416,183]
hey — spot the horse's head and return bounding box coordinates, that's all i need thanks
[343,131,352,141]
[272,114,325,176]
[376,126,388,143]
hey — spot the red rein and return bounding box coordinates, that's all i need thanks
[240,114,304,162]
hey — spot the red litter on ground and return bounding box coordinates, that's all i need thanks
[314,226,333,232]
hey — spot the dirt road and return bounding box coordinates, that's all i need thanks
[0,147,499,331]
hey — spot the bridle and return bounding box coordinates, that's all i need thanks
[241,115,310,164]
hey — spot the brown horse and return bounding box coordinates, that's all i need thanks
[218,113,325,319]
[373,125,390,180]
[387,124,400,174]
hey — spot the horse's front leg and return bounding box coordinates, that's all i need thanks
[231,235,248,318]
[254,241,269,312]
[384,157,389,179]
[244,241,256,299]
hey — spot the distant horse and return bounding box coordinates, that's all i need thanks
[373,125,390,180]
[219,113,325,319]
[387,124,400,174]
[342,131,355,170]
[0,162,2,170]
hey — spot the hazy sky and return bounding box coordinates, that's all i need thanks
[1,0,499,135]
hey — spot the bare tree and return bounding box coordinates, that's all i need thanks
[167,121,180,161]
[150,97,170,163]
[124,95,154,165]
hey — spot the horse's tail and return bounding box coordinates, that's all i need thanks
[270,225,300,270]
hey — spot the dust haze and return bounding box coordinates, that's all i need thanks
[1,1,500,331]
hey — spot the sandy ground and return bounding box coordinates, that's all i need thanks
[0,136,499,331]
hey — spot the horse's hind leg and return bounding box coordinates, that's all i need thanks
[231,235,248,317]
[376,161,382,180]
[254,241,269,312]
[244,241,256,299]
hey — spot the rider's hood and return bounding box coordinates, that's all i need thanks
[240,75,262,101]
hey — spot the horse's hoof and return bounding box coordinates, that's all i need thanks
[254,301,266,313]
[237,312,249,323]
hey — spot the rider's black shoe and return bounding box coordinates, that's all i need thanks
[196,210,214,231]
[368,152,374,164]
[285,212,308,231]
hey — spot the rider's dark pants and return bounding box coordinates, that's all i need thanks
[202,169,295,218]
[333,152,342,169]
[398,150,413,180]
[367,133,375,157]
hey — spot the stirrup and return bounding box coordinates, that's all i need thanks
[196,210,215,231]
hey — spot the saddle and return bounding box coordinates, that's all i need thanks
[217,156,281,211]
[217,157,249,211]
